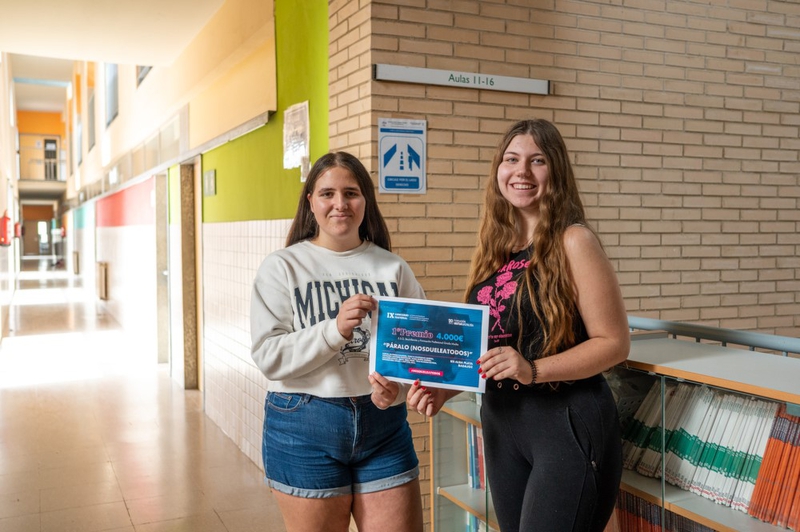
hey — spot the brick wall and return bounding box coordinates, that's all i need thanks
[331,0,800,334]
[328,1,799,528]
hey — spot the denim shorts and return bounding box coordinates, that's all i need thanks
[262,392,419,498]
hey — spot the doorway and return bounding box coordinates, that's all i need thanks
[20,203,56,257]
[163,159,203,391]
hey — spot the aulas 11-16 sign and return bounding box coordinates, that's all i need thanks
[373,64,550,95]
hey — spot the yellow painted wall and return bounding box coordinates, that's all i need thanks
[75,0,276,191]
[66,60,98,198]
[17,111,65,137]
[18,134,61,181]
[189,39,275,148]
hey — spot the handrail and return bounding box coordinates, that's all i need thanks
[627,315,800,357]
[21,157,67,182]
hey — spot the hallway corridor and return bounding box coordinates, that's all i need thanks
[0,259,286,532]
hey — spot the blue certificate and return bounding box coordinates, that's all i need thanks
[369,296,489,393]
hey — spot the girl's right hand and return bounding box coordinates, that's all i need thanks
[336,294,376,339]
[407,380,458,417]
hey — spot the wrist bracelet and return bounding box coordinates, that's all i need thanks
[526,358,538,386]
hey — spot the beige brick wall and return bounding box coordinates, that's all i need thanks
[330,0,800,336]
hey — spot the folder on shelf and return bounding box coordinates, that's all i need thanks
[636,382,693,478]
[664,385,718,491]
[748,403,797,523]
[689,393,737,500]
[730,399,777,513]
[715,396,757,505]
[621,380,663,471]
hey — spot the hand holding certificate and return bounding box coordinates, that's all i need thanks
[369,296,489,393]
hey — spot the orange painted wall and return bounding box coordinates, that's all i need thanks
[21,205,54,221]
[17,111,65,137]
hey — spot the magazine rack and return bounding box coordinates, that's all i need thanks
[612,329,800,531]
[430,323,800,531]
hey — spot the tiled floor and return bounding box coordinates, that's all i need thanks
[0,258,286,532]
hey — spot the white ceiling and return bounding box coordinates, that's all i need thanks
[1,0,226,113]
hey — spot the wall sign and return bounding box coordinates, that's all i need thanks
[283,101,310,180]
[378,118,427,194]
[373,64,550,95]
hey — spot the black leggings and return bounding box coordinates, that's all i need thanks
[481,376,622,532]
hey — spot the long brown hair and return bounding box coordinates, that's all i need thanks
[465,119,594,359]
[285,152,391,251]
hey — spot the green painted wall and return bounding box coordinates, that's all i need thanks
[202,0,329,222]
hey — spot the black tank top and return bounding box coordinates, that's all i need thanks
[467,247,589,363]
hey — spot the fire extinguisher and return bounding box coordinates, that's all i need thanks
[0,211,11,247]
[14,222,22,238]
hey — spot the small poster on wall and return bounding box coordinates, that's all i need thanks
[283,101,310,180]
[378,118,427,194]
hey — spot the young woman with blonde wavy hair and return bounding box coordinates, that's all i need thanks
[408,119,629,531]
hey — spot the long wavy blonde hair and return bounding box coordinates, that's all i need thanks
[465,119,595,359]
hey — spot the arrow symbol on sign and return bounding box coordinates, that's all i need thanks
[407,145,420,171]
[383,144,397,168]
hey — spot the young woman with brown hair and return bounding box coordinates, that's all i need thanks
[251,152,424,531]
[409,119,629,531]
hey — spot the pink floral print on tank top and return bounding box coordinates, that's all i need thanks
[476,256,530,335]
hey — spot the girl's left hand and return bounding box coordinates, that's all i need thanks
[478,345,535,385]
[369,371,399,410]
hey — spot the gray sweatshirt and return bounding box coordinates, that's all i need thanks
[250,240,425,399]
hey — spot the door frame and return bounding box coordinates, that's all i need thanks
[165,158,203,390]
